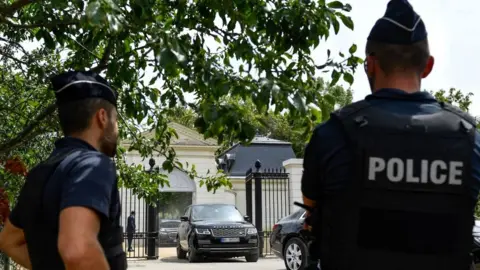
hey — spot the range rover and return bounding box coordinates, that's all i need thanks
[176,204,259,263]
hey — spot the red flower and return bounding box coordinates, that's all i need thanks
[4,156,27,176]
[0,188,9,224]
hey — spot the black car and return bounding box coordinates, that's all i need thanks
[157,219,181,246]
[272,210,480,270]
[270,209,313,270]
[472,221,480,266]
[176,203,260,263]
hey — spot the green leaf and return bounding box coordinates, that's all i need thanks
[330,70,341,86]
[159,48,178,69]
[339,14,354,30]
[348,44,357,54]
[331,17,340,34]
[343,72,354,85]
[85,0,106,26]
[292,93,307,114]
[327,1,344,9]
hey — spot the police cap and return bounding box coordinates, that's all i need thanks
[50,71,118,107]
[367,0,427,45]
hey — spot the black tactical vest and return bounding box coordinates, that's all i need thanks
[318,100,476,270]
[18,149,126,270]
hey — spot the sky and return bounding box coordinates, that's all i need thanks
[318,0,480,114]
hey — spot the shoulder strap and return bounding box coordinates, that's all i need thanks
[331,100,373,121]
[439,102,477,125]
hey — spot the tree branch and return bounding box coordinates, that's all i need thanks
[0,51,27,65]
[0,37,27,55]
[1,17,78,29]
[0,103,56,155]
[0,0,38,17]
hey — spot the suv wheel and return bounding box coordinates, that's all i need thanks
[245,251,259,262]
[284,237,308,270]
[176,240,187,259]
[188,247,200,263]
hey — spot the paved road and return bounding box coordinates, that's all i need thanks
[127,248,285,270]
[128,257,285,270]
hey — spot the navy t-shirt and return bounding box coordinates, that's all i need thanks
[9,137,118,229]
[301,88,480,202]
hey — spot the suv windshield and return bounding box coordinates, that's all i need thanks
[192,204,244,222]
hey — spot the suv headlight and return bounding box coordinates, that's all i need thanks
[195,228,211,235]
[247,228,257,235]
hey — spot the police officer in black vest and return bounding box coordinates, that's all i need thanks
[301,1,480,270]
[0,71,126,269]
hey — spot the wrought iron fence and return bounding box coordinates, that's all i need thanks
[245,161,291,257]
[0,253,25,270]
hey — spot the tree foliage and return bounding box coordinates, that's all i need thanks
[431,88,473,113]
[170,77,353,157]
[0,0,362,203]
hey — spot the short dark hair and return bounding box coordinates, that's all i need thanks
[58,98,114,136]
[365,39,430,75]
[131,211,135,215]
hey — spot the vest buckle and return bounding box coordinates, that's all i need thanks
[354,115,368,127]
[460,119,473,133]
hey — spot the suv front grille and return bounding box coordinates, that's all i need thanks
[211,228,246,237]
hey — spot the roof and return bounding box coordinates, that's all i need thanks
[250,136,291,145]
[218,136,296,177]
[122,122,218,147]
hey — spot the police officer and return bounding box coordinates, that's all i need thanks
[0,71,126,270]
[301,1,480,270]
[127,211,136,252]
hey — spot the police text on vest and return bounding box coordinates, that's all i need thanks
[368,157,463,185]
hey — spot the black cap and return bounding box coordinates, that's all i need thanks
[50,71,117,107]
[367,0,427,45]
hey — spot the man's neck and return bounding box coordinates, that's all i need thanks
[374,74,421,93]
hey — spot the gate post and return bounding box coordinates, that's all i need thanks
[253,160,264,257]
[245,169,253,219]
[147,203,158,259]
[146,158,159,259]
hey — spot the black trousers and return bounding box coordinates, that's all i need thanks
[108,252,128,270]
[127,232,133,249]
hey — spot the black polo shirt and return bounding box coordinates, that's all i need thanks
[9,137,118,229]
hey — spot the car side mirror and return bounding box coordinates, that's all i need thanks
[244,215,251,222]
[180,216,189,222]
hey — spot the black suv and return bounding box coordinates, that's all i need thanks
[176,203,259,263]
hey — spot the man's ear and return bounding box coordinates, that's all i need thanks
[421,56,434,78]
[365,55,376,78]
[95,108,109,129]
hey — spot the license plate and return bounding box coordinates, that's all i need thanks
[221,238,240,243]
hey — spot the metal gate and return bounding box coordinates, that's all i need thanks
[119,188,158,259]
[245,160,290,256]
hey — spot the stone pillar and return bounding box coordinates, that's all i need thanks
[283,158,303,213]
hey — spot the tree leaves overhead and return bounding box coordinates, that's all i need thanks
[0,0,361,202]
[170,78,353,157]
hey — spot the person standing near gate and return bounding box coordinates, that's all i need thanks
[0,71,126,270]
[301,0,480,269]
[127,211,136,252]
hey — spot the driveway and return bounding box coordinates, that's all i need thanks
[127,248,285,270]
